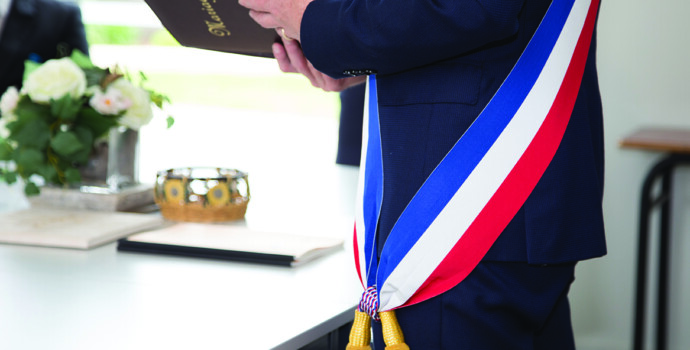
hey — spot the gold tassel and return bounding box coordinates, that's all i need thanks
[380,310,410,350]
[346,310,372,350]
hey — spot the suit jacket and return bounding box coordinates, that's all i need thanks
[301,0,607,264]
[0,0,89,93]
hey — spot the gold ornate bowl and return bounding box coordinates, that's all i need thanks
[154,167,250,222]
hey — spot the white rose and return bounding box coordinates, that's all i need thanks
[89,86,131,115]
[0,86,19,117]
[0,87,20,139]
[109,78,153,130]
[21,57,86,103]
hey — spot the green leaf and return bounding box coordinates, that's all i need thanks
[71,126,94,164]
[50,95,81,122]
[14,96,53,123]
[2,171,17,184]
[83,67,108,88]
[38,164,58,183]
[78,107,118,138]
[149,90,170,109]
[0,140,12,160]
[64,167,82,183]
[166,116,175,129]
[10,116,51,149]
[16,148,44,174]
[50,131,83,157]
[24,181,40,196]
[23,60,42,81]
[70,49,94,69]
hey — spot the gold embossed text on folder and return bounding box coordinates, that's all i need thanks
[199,0,231,37]
[144,0,279,57]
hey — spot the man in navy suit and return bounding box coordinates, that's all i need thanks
[0,0,89,94]
[240,0,607,348]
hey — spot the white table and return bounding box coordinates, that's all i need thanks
[0,162,361,350]
[0,105,364,349]
[0,238,360,350]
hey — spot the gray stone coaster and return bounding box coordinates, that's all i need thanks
[30,184,155,212]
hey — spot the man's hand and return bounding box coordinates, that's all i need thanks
[240,0,365,91]
[273,40,366,92]
[238,0,312,41]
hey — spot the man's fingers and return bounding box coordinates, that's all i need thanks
[238,0,268,13]
[306,63,328,88]
[278,41,322,87]
[282,39,310,72]
[273,43,297,73]
[247,10,279,29]
[272,35,358,92]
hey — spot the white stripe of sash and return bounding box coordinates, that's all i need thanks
[378,0,592,311]
[355,79,373,286]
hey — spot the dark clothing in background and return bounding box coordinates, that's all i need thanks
[0,0,89,93]
[335,83,365,166]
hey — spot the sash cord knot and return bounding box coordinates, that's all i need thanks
[346,286,410,350]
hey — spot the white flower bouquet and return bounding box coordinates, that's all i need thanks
[0,50,173,195]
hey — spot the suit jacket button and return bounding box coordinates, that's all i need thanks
[342,69,377,77]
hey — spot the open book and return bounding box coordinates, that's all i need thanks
[144,0,280,57]
[117,223,344,267]
[0,208,164,249]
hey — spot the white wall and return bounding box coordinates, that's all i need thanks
[570,1,690,349]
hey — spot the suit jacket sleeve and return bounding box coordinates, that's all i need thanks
[300,0,525,77]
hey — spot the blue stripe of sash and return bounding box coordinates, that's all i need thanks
[368,0,577,287]
[362,76,383,287]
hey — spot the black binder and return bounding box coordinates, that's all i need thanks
[144,0,280,57]
[118,238,296,266]
[117,223,343,267]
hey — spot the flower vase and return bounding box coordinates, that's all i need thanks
[79,126,139,192]
[32,126,153,211]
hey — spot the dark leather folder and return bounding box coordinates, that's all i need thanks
[117,238,297,266]
[116,223,344,267]
[144,0,280,57]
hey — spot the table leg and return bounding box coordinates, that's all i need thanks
[633,154,690,350]
[634,160,655,350]
[657,170,672,350]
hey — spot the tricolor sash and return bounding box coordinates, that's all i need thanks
[353,0,600,321]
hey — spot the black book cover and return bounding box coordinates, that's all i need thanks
[116,223,344,267]
[117,239,295,266]
[144,0,280,57]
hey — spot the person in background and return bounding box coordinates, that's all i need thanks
[0,0,89,94]
[335,84,364,166]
